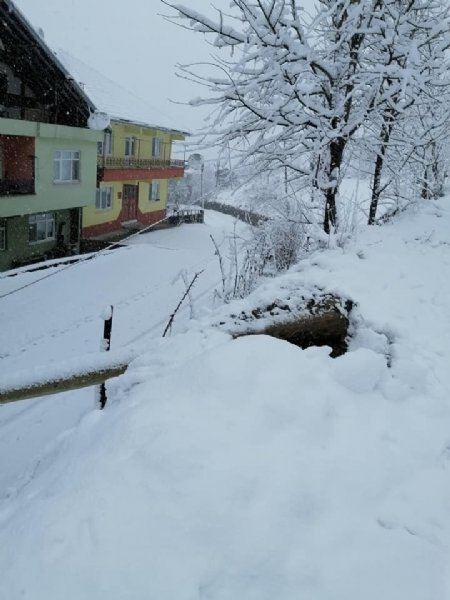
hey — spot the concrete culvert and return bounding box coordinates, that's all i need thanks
[227,295,354,358]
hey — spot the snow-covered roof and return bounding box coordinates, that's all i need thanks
[56,49,189,136]
[1,0,95,124]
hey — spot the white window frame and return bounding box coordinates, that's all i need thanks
[96,186,113,211]
[28,212,55,244]
[0,220,6,251]
[125,136,136,158]
[53,150,80,183]
[152,138,162,158]
[149,181,160,201]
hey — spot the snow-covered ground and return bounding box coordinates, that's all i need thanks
[1,201,450,599]
[0,211,245,373]
[0,211,248,503]
[211,174,375,229]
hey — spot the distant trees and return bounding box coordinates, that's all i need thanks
[163,0,450,229]
[362,0,450,223]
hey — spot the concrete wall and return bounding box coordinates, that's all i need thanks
[83,120,183,237]
[108,121,175,161]
[0,117,101,218]
[0,134,34,179]
[0,208,75,271]
[82,178,168,238]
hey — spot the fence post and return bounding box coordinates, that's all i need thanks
[98,305,113,409]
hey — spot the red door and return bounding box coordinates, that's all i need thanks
[122,184,138,221]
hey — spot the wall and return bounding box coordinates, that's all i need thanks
[83,120,184,237]
[82,179,168,238]
[109,122,175,161]
[82,181,122,232]
[0,208,73,271]
[138,179,168,216]
[0,135,35,179]
[0,117,102,218]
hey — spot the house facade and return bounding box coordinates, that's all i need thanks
[83,120,185,239]
[0,0,101,271]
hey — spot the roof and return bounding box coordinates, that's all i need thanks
[0,0,96,126]
[56,49,189,136]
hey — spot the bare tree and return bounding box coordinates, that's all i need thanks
[163,0,450,233]
[161,1,376,231]
[363,0,450,223]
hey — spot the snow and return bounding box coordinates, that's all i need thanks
[12,0,221,135]
[87,111,111,131]
[0,347,133,396]
[57,49,188,134]
[0,211,247,374]
[1,201,450,599]
[101,305,113,322]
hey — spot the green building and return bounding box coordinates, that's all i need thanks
[0,0,102,271]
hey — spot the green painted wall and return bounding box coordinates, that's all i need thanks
[0,117,102,218]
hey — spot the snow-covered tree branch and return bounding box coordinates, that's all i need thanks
[162,0,450,230]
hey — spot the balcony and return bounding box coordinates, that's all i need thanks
[0,133,36,198]
[0,177,35,196]
[97,156,185,169]
[97,156,185,183]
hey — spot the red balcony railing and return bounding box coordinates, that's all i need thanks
[97,156,185,170]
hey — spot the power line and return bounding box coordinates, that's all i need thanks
[0,215,170,300]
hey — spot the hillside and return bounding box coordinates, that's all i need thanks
[1,200,450,599]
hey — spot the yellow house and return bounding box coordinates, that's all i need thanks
[54,50,187,239]
[83,119,185,238]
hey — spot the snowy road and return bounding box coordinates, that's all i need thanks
[0,211,248,493]
[0,211,246,373]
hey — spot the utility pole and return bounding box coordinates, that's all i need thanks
[201,163,205,210]
[99,305,113,409]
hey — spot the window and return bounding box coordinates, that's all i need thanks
[0,221,6,251]
[152,138,162,158]
[28,213,55,243]
[125,136,136,157]
[0,72,8,103]
[96,186,113,211]
[53,150,80,182]
[97,132,112,156]
[149,181,160,201]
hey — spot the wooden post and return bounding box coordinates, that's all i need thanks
[0,363,129,405]
[99,305,113,409]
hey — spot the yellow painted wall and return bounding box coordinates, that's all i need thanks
[83,181,122,227]
[83,178,170,228]
[138,179,168,215]
[83,121,184,230]
[109,121,175,161]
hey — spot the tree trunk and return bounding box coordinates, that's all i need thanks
[324,188,337,234]
[430,141,444,197]
[368,116,394,225]
[421,165,431,199]
[323,138,344,233]
[368,152,384,225]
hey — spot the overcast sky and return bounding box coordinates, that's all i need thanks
[14,0,229,134]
